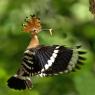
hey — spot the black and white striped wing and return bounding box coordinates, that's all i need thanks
[35,45,60,72]
[20,45,59,76]
[7,45,86,90]
[35,45,86,77]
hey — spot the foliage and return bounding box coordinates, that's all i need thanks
[0,0,95,95]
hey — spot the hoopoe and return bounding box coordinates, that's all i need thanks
[7,15,86,90]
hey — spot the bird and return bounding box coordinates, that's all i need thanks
[7,15,86,90]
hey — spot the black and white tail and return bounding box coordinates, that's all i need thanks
[7,75,32,90]
[7,48,38,90]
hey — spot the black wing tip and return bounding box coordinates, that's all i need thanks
[78,51,87,55]
[78,56,86,61]
[7,76,32,90]
[74,56,86,70]
[76,45,82,49]
[72,47,86,71]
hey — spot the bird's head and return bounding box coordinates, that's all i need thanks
[23,15,41,35]
[23,14,52,36]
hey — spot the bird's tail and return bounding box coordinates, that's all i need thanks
[7,75,32,90]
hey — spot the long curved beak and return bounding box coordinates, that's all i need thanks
[49,29,52,36]
[42,28,53,36]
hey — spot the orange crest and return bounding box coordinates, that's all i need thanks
[23,15,42,32]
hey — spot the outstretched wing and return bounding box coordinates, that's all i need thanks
[35,45,86,77]
[18,45,86,77]
[35,45,61,71]
[7,45,86,90]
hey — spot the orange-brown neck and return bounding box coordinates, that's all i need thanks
[27,35,39,49]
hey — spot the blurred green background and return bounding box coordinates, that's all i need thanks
[0,0,95,95]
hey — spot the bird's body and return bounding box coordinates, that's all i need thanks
[7,15,86,90]
[22,45,85,76]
